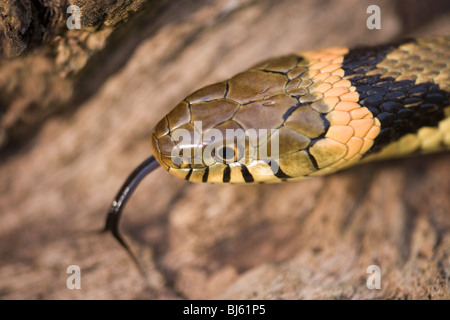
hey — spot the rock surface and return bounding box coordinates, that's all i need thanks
[0,0,449,299]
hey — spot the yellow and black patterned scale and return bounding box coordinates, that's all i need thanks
[105,36,450,248]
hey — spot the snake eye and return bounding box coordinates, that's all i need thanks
[219,146,234,160]
[214,145,235,163]
[214,143,244,163]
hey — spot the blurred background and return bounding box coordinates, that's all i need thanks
[0,0,449,299]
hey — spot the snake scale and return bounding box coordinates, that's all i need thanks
[105,36,450,249]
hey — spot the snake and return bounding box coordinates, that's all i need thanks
[104,36,450,250]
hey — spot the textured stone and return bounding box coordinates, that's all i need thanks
[0,0,449,301]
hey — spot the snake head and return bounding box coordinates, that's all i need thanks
[151,82,284,183]
[151,57,332,183]
[151,48,391,183]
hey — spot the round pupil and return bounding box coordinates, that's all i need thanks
[218,146,234,160]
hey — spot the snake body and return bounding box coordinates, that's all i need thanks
[151,36,450,183]
[105,36,450,250]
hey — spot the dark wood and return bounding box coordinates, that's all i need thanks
[0,0,449,299]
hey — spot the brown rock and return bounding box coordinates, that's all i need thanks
[0,0,449,299]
